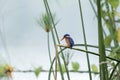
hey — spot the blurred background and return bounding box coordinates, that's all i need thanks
[0,0,105,80]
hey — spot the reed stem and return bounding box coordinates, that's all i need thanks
[78,0,92,80]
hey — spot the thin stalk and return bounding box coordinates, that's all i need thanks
[47,33,52,63]
[43,1,57,80]
[14,69,99,74]
[88,0,97,17]
[49,21,64,80]
[45,0,70,80]
[75,44,111,52]
[78,0,92,80]
[43,0,65,80]
[47,32,55,79]
[55,46,58,80]
[48,48,66,80]
[109,62,119,80]
[97,0,108,80]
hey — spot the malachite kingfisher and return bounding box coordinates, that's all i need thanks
[61,34,74,48]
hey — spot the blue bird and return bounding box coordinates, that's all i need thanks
[61,34,74,48]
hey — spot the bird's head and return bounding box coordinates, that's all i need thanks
[61,34,70,41]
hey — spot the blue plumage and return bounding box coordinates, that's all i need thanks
[69,37,74,48]
[63,34,70,37]
[61,34,74,48]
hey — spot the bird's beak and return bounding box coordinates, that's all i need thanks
[61,37,64,41]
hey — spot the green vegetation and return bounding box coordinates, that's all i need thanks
[72,62,80,72]
[0,0,120,80]
[34,66,42,78]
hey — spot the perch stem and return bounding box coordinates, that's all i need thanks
[55,45,58,80]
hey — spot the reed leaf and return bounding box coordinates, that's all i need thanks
[78,0,92,80]
[43,0,65,80]
[44,0,71,80]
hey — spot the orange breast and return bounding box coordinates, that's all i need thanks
[65,38,70,47]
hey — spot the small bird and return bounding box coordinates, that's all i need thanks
[61,34,74,48]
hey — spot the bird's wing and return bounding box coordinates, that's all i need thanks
[69,37,74,47]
